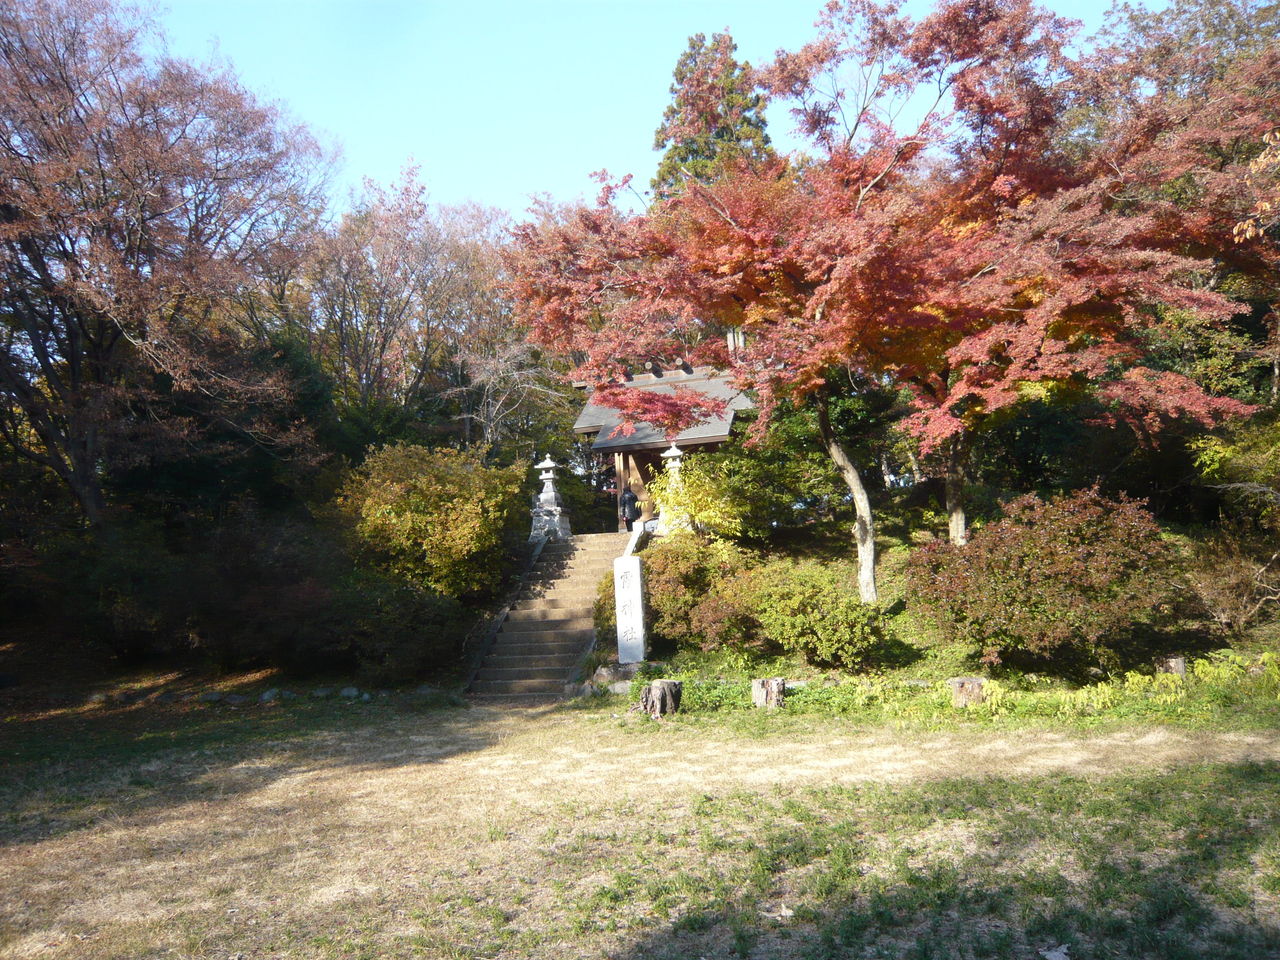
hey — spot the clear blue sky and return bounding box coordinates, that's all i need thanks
[158,0,1135,216]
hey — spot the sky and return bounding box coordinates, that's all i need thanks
[157,0,1136,218]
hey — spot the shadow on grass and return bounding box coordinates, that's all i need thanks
[585,764,1280,960]
[0,675,556,851]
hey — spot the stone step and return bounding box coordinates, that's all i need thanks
[523,582,608,600]
[507,613,593,628]
[517,589,599,605]
[487,639,586,657]
[538,545,621,558]
[509,599,593,611]
[493,626,594,645]
[471,677,569,696]
[468,532,624,699]
[509,608,594,624]
[475,665,576,683]
[530,579,611,593]
[542,543,625,556]
[506,606,596,622]
[527,565,614,584]
[539,551,623,562]
[539,548,620,561]
[483,653,581,670]
[502,616,594,632]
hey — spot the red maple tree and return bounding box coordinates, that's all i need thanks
[510,0,1261,600]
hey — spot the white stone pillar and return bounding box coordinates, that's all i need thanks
[614,554,646,663]
[529,455,572,541]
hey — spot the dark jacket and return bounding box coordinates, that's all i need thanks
[620,489,641,521]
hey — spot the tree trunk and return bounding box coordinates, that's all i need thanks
[948,677,986,708]
[637,679,682,718]
[816,396,878,603]
[945,435,968,547]
[906,448,924,485]
[751,678,786,709]
[1270,314,1278,406]
[66,469,108,527]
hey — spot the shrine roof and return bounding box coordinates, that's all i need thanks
[573,367,753,452]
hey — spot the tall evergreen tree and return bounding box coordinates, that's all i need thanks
[651,32,773,197]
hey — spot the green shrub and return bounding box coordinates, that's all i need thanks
[594,567,617,641]
[646,445,843,541]
[639,534,754,646]
[35,505,469,678]
[54,523,181,662]
[342,572,464,684]
[341,444,526,598]
[688,569,762,651]
[1194,411,1280,531]
[752,560,889,669]
[908,487,1177,668]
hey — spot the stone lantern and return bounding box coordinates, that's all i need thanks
[529,455,572,541]
[655,443,691,536]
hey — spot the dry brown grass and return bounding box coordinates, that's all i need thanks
[4,699,1280,959]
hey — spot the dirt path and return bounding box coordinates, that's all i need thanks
[383,709,1280,805]
[237,707,1280,827]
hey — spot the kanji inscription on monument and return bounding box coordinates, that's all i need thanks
[613,555,646,664]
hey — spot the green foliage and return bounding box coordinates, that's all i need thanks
[342,444,526,598]
[1194,411,1280,530]
[647,442,842,541]
[1139,305,1273,403]
[638,533,755,647]
[752,560,890,669]
[342,571,464,684]
[634,535,896,670]
[594,568,617,642]
[651,32,773,197]
[909,488,1179,668]
[647,459,744,540]
[687,569,761,650]
[629,649,1280,728]
[24,508,464,678]
[555,467,617,535]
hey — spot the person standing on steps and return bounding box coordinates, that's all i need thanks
[620,487,641,532]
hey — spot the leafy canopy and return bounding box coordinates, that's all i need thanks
[652,31,774,197]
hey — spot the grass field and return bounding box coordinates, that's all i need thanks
[4,680,1280,960]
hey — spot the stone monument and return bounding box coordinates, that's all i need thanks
[614,553,646,664]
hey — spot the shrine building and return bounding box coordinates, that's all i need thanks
[573,363,753,529]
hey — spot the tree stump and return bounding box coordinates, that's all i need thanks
[1154,656,1187,677]
[637,679,682,718]
[948,677,986,708]
[751,678,786,709]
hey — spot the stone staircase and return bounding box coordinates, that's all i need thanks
[469,532,630,699]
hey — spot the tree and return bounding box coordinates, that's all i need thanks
[511,0,1255,601]
[0,0,324,525]
[340,444,526,598]
[304,172,451,423]
[1239,129,1280,242]
[432,205,578,459]
[294,189,572,458]
[1078,0,1280,407]
[652,32,773,197]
